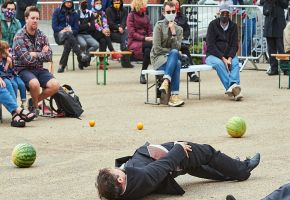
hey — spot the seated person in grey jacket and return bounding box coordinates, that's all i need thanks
[150,1,184,107]
[96,141,261,200]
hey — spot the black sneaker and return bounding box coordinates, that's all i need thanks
[189,74,200,82]
[140,74,147,84]
[78,62,84,70]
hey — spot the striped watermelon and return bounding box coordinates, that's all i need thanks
[12,144,36,168]
[226,116,246,138]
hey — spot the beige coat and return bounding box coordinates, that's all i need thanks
[150,19,183,69]
[283,22,290,53]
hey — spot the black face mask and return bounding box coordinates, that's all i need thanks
[220,16,229,24]
[81,3,87,10]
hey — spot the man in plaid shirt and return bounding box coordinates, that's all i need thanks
[13,6,59,115]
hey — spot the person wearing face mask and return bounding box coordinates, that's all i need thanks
[150,1,184,107]
[77,0,99,68]
[15,0,37,27]
[127,0,153,84]
[106,0,134,68]
[0,0,21,47]
[52,0,90,73]
[160,0,200,83]
[205,3,243,101]
[88,0,111,11]
[91,0,122,69]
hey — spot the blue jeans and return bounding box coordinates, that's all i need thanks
[242,17,256,56]
[0,87,18,113]
[11,76,26,101]
[3,78,16,102]
[158,49,181,95]
[206,55,240,90]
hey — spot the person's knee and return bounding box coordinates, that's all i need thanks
[29,79,40,91]
[47,79,60,94]
[170,49,179,55]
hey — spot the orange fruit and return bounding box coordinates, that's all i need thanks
[89,120,95,127]
[137,122,144,130]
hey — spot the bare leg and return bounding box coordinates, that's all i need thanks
[38,78,59,102]
[28,78,41,108]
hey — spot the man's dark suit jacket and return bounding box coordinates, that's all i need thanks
[115,142,186,200]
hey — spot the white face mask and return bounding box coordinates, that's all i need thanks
[95,4,102,10]
[164,13,176,22]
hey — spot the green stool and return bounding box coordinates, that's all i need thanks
[272,54,290,89]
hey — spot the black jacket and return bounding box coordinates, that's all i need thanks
[16,0,38,20]
[115,142,186,200]
[105,0,127,32]
[78,10,96,35]
[206,18,238,59]
[260,0,288,38]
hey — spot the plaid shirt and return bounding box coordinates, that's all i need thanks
[12,27,52,71]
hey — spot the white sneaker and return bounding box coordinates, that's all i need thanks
[168,95,184,107]
[226,83,241,97]
[234,92,243,101]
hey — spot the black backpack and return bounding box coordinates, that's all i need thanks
[49,84,84,118]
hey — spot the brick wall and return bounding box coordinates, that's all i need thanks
[39,0,162,20]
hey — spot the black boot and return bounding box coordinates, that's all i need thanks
[121,54,134,68]
[140,74,146,84]
[226,195,236,200]
[57,65,66,73]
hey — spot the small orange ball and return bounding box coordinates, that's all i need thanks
[89,120,96,127]
[137,122,144,130]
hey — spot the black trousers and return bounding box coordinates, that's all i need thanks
[180,44,196,77]
[142,41,153,71]
[92,31,114,52]
[262,183,290,200]
[54,32,83,67]
[110,29,128,51]
[267,37,284,72]
[177,142,250,181]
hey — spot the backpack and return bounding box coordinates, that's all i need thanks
[49,84,84,118]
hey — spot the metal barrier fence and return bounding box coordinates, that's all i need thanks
[37,2,266,66]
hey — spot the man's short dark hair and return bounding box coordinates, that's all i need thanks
[163,1,175,9]
[24,6,40,18]
[96,168,123,200]
[1,0,16,10]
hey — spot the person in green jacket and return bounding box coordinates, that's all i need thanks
[0,0,21,47]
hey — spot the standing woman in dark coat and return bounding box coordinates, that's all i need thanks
[16,0,38,27]
[127,0,153,84]
[260,0,288,76]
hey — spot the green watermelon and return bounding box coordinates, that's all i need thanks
[12,144,36,168]
[226,116,246,138]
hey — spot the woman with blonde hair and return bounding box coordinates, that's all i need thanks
[127,0,153,84]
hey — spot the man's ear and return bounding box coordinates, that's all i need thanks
[117,176,124,184]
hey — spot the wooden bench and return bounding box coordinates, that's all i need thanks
[141,64,213,105]
[271,54,290,89]
[90,51,132,85]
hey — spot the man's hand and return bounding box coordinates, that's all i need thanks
[42,45,49,53]
[168,21,176,35]
[0,78,6,88]
[174,141,192,158]
[222,57,231,72]
[30,52,38,58]
[118,27,124,33]
[145,36,153,41]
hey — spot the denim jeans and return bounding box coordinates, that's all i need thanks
[158,49,181,95]
[11,76,26,101]
[242,17,256,56]
[206,55,240,90]
[0,87,18,113]
[3,78,16,102]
